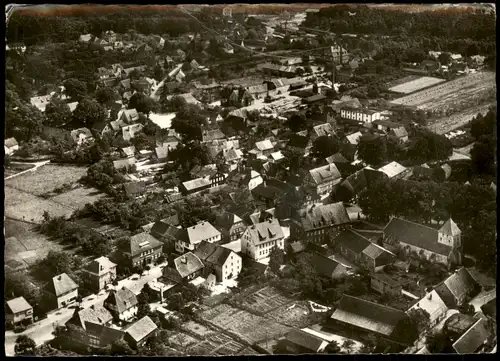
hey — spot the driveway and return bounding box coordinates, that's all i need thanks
[5,261,167,355]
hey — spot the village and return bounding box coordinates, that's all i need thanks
[4,3,497,357]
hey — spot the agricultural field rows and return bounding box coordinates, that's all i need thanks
[388,76,445,94]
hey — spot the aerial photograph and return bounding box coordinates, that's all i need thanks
[4,3,496,356]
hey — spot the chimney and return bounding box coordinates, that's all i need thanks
[181,256,187,264]
[91,305,95,310]
[58,276,62,281]
[427,293,432,301]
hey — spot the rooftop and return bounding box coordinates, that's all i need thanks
[245,218,284,245]
[171,252,204,279]
[126,232,163,257]
[298,202,350,232]
[309,164,342,185]
[125,316,158,342]
[187,221,221,245]
[7,296,32,314]
[51,273,78,297]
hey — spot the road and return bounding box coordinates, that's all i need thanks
[5,262,166,356]
[4,160,51,181]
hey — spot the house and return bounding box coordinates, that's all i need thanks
[70,128,94,147]
[150,221,186,253]
[345,131,363,146]
[30,94,52,112]
[215,212,246,242]
[407,290,449,328]
[120,232,163,269]
[66,305,120,348]
[255,139,274,156]
[261,64,297,78]
[361,242,396,271]
[389,126,409,144]
[377,161,409,179]
[412,163,435,180]
[119,109,140,124]
[370,273,403,297]
[340,107,381,124]
[292,202,350,244]
[227,87,254,108]
[281,329,329,354]
[230,169,264,191]
[103,287,138,322]
[194,241,242,284]
[306,252,349,279]
[121,124,144,141]
[161,252,204,284]
[326,153,349,165]
[434,267,481,309]
[190,164,226,187]
[311,123,335,141]
[251,183,286,209]
[180,178,212,195]
[123,181,147,199]
[124,316,158,349]
[383,218,463,268]
[329,295,418,346]
[221,148,243,171]
[175,49,186,61]
[241,218,285,261]
[202,129,226,143]
[120,145,136,158]
[446,314,494,354]
[4,137,19,155]
[372,119,401,133]
[247,84,269,99]
[176,221,222,254]
[435,163,452,181]
[79,34,94,43]
[330,44,349,64]
[303,94,327,105]
[305,163,343,196]
[83,256,117,292]
[6,297,33,327]
[113,157,137,171]
[46,273,79,309]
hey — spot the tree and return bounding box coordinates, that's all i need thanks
[425,330,452,353]
[63,78,87,101]
[72,97,107,128]
[357,134,387,166]
[15,335,37,355]
[287,112,307,132]
[167,293,185,311]
[324,340,341,354]
[269,246,285,274]
[471,134,495,175]
[94,86,119,105]
[311,136,340,158]
[470,108,495,139]
[137,299,151,319]
[43,250,72,276]
[438,52,452,65]
[129,92,159,117]
[45,97,72,127]
[342,339,355,353]
[408,130,453,163]
[110,339,135,356]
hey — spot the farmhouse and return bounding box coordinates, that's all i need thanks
[103,286,138,322]
[377,161,410,180]
[407,290,449,328]
[434,267,481,309]
[292,202,350,244]
[329,295,418,346]
[241,218,285,261]
[215,212,246,242]
[383,218,463,268]
[161,252,204,283]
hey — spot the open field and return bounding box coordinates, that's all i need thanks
[386,75,421,88]
[426,102,496,135]
[5,186,75,222]
[4,218,66,266]
[388,76,445,94]
[200,304,292,344]
[5,164,88,196]
[50,186,103,209]
[4,163,36,178]
[390,72,496,112]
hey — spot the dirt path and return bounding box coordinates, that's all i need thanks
[4,160,51,180]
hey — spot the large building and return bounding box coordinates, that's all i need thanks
[304,164,343,196]
[194,241,242,284]
[340,107,381,124]
[175,221,222,254]
[241,218,285,261]
[383,218,463,268]
[292,202,351,244]
[83,256,117,292]
[121,232,163,269]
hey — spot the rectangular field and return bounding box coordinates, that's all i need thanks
[5,164,88,196]
[187,332,246,356]
[239,286,294,314]
[266,301,316,328]
[390,71,496,111]
[200,304,292,344]
[388,76,445,94]
[49,186,103,209]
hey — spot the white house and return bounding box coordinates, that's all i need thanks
[340,107,381,123]
[241,218,284,261]
[175,221,222,254]
[48,273,79,309]
[194,241,242,284]
[104,287,138,322]
[407,290,449,328]
[4,137,19,155]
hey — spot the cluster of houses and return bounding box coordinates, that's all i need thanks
[403,50,486,77]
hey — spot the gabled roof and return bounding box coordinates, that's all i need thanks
[70,127,93,143]
[308,164,342,186]
[187,222,221,245]
[435,267,480,309]
[50,273,78,297]
[377,161,407,178]
[172,252,204,278]
[285,329,328,352]
[439,218,461,236]
[182,178,211,191]
[383,218,452,257]
[245,218,284,245]
[452,317,491,354]
[298,202,350,232]
[122,123,143,141]
[83,321,124,345]
[307,252,347,278]
[326,153,349,164]
[390,126,408,138]
[193,241,218,262]
[84,256,117,276]
[335,229,372,254]
[345,131,362,145]
[190,164,218,179]
[331,294,408,336]
[206,246,233,267]
[407,290,448,325]
[202,129,226,142]
[69,305,113,330]
[121,145,136,157]
[372,119,401,128]
[125,232,163,257]
[5,137,18,148]
[313,123,334,137]
[123,181,146,197]
[6,297,32,314]
[113,157,137,170]
[125,316,158,342]
[480,298,496,319]
[362,242,394,262]
[255,139,274,151]
[105,287,138,314]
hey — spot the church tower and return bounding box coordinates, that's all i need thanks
[437,218,461,248]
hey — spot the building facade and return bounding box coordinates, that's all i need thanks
[241,218,285,261]
[340,107,381,124]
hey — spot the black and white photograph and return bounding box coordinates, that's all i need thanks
[4,3,496,356]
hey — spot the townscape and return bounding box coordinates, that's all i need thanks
[4,3,497,356]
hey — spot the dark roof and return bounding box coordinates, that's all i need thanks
[290,241,306,254]
[331,294,408,336]
[297,202,350,232]
[104,287,138,314]
[69,305,113,330]
[434,267,480,309]
[307,252,347,278]
[371,272,402,288]
[251,184,283,200]
[193,241,218,262]
[206,246,233,267]
[335,229,372,254]
[285,329,327,352]
[304,94,327,103]
[125,233,163,257]
[171,252,204,278]
[287,134,309,149]
[84,256,117,276]
[373,119,401,128]
[480,298,496,319]
[326,153,349,164]
[383,218,452,257]
[452,318,491,354]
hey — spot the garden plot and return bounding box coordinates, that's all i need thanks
[201,304,292,345]
[187,333,246,356]
[182,321,216,338]
[240,286,295,314]
[5,164,88,196]
[267,301,317,328]
[168,332,199,350]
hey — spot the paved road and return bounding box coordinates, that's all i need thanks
[5,262,166,356]
[4,160,51,181]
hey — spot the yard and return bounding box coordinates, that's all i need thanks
[236,285,296,315]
